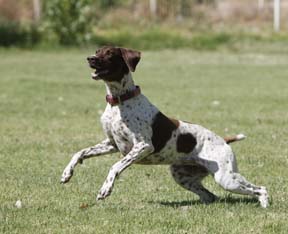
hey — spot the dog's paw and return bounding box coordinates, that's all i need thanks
[60,167,74,184]
[96,182,113,201]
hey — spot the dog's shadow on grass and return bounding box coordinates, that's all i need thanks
[152,196,260,208]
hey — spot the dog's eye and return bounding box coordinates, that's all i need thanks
[106,50,112,56]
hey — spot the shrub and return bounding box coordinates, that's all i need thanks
[42,0,93,45]
[97,0,118,9]
[90,28,234,50]
[0,19,41,47]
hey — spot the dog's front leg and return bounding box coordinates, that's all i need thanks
[96,142,154,200]
[61,139,118,184]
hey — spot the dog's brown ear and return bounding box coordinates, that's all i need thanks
[120,48,141,72]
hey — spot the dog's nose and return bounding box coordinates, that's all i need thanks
[87,55,97,61]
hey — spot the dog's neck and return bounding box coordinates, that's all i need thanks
[105,73,136,97]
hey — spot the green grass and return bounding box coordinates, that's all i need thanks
[0,48,288,234]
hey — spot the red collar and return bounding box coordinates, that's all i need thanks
[106,86,141,106]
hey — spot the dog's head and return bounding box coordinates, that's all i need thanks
[87,46,141,82]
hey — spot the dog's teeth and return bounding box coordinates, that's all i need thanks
[91,72,98,78]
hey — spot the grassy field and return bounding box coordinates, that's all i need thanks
[0,48,288,234]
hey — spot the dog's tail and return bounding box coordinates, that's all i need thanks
[224,133,246,144]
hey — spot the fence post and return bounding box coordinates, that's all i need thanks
[150,0,157,17]
[274,0,280,32]
[258,0,264,11]
[33,0,41,23]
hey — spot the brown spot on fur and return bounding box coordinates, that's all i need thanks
[176,133,197,153]
[151,112,178,153]
[169,118,180,128]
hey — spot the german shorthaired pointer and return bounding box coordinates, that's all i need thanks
[61,46,268,208]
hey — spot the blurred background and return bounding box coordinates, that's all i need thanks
[0,0,287,50]
[1,3,288,233]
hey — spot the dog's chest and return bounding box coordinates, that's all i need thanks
[100,95,158,155]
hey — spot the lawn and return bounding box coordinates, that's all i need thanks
[0,48,288,234]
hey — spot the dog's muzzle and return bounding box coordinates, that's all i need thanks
[87,56,108,80]
[87,55,99,69]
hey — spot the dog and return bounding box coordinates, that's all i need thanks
[61,46,269,208]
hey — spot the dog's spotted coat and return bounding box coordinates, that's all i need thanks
[61,46,269,208]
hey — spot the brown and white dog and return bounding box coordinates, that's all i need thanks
[61,46,268,208]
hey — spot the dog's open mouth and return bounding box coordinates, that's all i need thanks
[91,69,109,80]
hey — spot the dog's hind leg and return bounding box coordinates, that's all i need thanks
[60,139,118,184]
[214,169,269,208]
[211,149,269,208]
[170,164,217,204]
